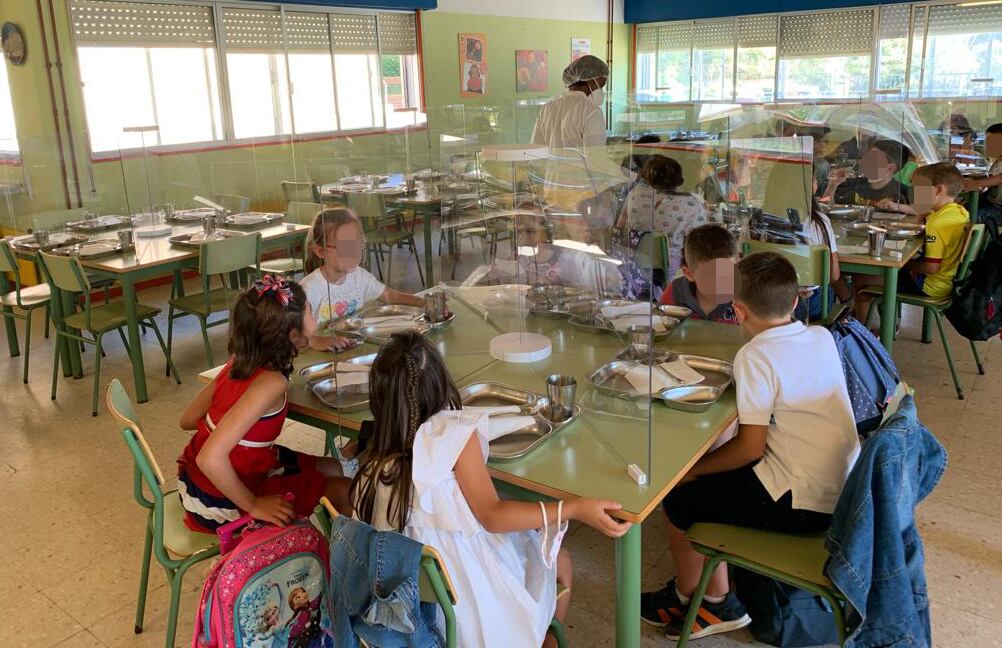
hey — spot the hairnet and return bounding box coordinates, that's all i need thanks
[562,55,609,86]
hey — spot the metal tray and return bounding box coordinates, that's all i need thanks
[842,222,876,235]
[657,304,693,320]
[299,353,377,384]
[308,377,370,412]
[587,353,733,412]
[167,229,246,249]
[827,204,865,219]
[339,174,389,185]
[358,304,424,319]
[568,313,679,339]
[52,239,132,259]
[167,208,215,222]
[222,212,283,229]
[425,310,456,330]
[883,222,924,240]
[9,232,89,252]
[330,316,432,345]
[614,346,672,364]
[65,216,133,232]
[529,295,596,319]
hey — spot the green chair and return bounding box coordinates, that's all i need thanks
[259,202,321,278]
[38,252,179,416]
[106,379,220,648]
[282,180,321,205]
[167,232,262,370]
[635,231,671,275]
[314,498,567,648]
[346,191,425,285]
[0,240,51,383]
[863,223,985,399]
[213,193,250,214]
[676,382,914,647]
[743,239,833,323]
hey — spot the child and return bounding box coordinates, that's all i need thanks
[642,253,858,640]
[854,162,970,321]
[301,208,426,352]
[349,331,631,648]
[964,122,1002,223]
[177,276,350,532]
[660,224,738,324]
[619,154,709,281]
[803,193,845,318]
[825,139,911,207]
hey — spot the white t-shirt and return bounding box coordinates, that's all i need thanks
[300,266,385,326]
[734,321,859,514]
[624,185,708,279]
[530,90,606,150]
[803,211,838,253]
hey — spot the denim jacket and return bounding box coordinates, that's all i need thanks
[328,514,444,648]
[824,396,947,647]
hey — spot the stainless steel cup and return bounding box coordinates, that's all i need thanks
[406,175,417,192]
[626,324,655,361]
[868,229,887,257]
[33,229,50,248]
[117,229,134,248]
[860,206,874,223]
[545,374,577,423]
[203,212,218,237]
[425,291,448,323]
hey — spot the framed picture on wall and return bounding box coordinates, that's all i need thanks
[515,50,548,92]
[459,33,487,97]
[571,38,591,62]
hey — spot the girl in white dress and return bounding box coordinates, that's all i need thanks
[349,331,632,648]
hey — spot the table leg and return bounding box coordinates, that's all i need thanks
[880,267,899,352]
[422,205,435,288]
[121,274,149,402]
[615,523,641,648]
[0,274,19,357]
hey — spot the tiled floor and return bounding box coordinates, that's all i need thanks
[2,281,1001,647]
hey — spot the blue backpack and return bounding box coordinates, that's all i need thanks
[828,313,900,436]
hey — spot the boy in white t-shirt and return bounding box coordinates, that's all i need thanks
[301,208,426,351]
[642,252,859,641]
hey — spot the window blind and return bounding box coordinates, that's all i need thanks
[693,20,735,50]
[330,13,378,53]
[220,7,284,50]
[926,3,1002,36]
[658,21,693,52]
[70,1,214,47]
[285,12,330,51]
[879,4,911,40]
[778,10,874,57]
[378,12,416,55]
[737,15,777,48]
[637,24,659,53]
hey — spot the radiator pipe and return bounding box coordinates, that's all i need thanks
[47,0,83,207]
[34,0,71,210]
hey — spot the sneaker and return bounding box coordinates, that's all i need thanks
[640,579,688,628]
[664,591,751,640]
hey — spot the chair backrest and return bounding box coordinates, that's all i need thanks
[213,193,250,214]
[199,232,262,277]
[742,239,830,288]
[106,378,167,490]
[345,192,387,230]
[634,232,670,271]
[282,180,319,204]
[286,201,323,226]
[38,251,91,294]
[0,239,19,275]
[954,223,985,285]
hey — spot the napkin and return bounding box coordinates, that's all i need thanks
[463,405,523,417]
[336,361,371,373]
[611,315,667,333]
[229,213,264,224]
[487,415,536,441]
[623,365,676,395]
[659,360,704,386]
[600,302,651,318]
[333,371,369,388]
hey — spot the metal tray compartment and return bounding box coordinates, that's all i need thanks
[9,232,89,252]
[168,229,246,249]
[614,346,672,364]
[587,354,733,412]
[329,316,431,345]
[222,212,283,229]
[65,216,133,232]
[307,378,370,412]
[883,222,924,240]
[568,313,679,339]
[167,208,215,223]
[52,239,133,259]
[358,304,424,319]
[459,382,537,409]
[298,353,376,383]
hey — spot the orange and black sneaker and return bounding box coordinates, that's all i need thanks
[664,591,752,640]
[640,579,688,628]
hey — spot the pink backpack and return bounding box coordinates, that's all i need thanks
[192,515,332,648]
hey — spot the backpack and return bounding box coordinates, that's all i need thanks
[945,215,1002,341]
[192,516,333,648]
[827,313,900,436]
[733,568,840,647]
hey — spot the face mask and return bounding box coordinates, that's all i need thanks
[588,81,606,108]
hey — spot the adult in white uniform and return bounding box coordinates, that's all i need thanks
[531,55,609,150]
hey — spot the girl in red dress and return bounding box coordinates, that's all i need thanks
[177,275,349,532]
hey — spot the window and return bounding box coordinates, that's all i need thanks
[286,12,337,135]
[331,14,383,131]
[692,22,734,101]
[656,22,692,102]
[918,2,1002,98]
[0,57,20,155]
[776,11,872,100]
[876,4,910,96]
[379,12,425,129]
[71,2,222,153]
[736,16,777,102]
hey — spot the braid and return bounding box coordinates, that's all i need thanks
[404,353,420,445]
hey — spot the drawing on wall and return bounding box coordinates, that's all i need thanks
[459,33,487,97]
[571,38,591,61]
[515,50,548,92]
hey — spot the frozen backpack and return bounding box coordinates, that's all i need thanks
[192,512,333,648]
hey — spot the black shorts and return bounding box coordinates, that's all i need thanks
[663,465,832,534]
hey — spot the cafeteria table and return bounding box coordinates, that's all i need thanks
[19,222,308,403]
[201,292,747,647]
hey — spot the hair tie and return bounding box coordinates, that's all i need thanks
[253,274,294,307]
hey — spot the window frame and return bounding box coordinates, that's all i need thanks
[69,0,425,160]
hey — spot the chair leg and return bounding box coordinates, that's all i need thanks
[410,239,425,286]
[166,306,175,377]
[92,334,104,416]
[547,619,568,648]
[164,565,192,648]
[676,554,724,648]
[821,591,849,647]
[117,327,132,357]
[22,313,32,384]
[970,339,985,375]
[931,309,963,400]
[50,334,60,401]
[148,318,181,384]
[134,524,154,634]
[199,316,214,369]
[44,304,50,338]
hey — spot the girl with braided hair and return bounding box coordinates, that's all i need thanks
[350,331,632,648]
[177,276,352,532]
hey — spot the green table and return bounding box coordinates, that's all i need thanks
[206,291,746,647]
[55,223,309,403]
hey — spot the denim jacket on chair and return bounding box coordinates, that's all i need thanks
[824,396,947,647]
[328,515,444,648]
